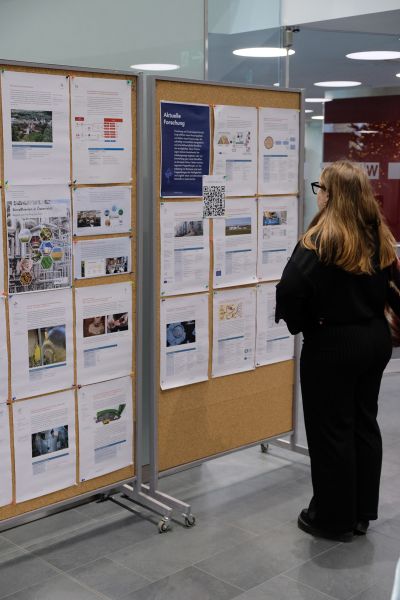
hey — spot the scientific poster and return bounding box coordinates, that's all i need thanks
[6,185,72,293]
[212,287,256,378]
[160,294,209,389]
[160,101,210,197]
[160,201,209,296]
[75,282,132,385]
[213,105,257,196]
[257,196,298,281]
[9,289,74,400]
[71,77,132,184]
[0,404,12,507]
[0,299,9,403]
[1,71,70,185]
[13,390,76,502]
[78,376,133,482]
[213,198,257,288]
[74,237,131,279]
[256,282,294,366]
[258,107,299,195]
[73,186,131,236]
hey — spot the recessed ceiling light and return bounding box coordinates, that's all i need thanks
[233,47,295,57]
[130,63,180,71]
[273,82,280,86]
[314,81,361,87]
[346,51,400,60]
[312,115,324,120]
[305,109,314,113]
[305,98,332,103]
[396,73,400,78]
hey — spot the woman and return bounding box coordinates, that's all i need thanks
[276,160,397,543]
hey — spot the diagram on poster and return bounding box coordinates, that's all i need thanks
[0,299,9,403]
[74,237,131,279]
[1,71,70,185]
[13,390,76,502]
[9,289,74,400]
[73,186,131,236]
[213,105,257,196]
[213,198,257,288]
[160,201,209,295]
[75,282,132,385]
[6,185,72,293]
[71,77,132,184]
[256,282,294,366]
[78,376,133,482]
[0,404,12,507]
[257,196,298,281]
[212,287,256,378]
[258,107,299,195]
[160,101,210,197]
[160,294,209,389]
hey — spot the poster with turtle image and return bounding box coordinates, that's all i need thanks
[6,185,72,294]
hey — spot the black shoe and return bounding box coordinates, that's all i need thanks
[298,509,353,543]
[354,520,369,535]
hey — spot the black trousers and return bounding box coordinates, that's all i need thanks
[300,317,392,533]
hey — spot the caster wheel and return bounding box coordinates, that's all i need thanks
[158,519,170,533]
[261,443,269,454]
[184,515,196,528]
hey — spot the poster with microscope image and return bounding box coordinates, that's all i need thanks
[6,185,72,293]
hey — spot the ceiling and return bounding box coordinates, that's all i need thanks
[208,9,400,119]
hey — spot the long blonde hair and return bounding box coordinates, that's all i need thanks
[302,160,397,273]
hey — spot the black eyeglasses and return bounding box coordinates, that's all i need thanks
[311,182,326,195]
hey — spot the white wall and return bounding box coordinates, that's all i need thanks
[0,0,204,77]
[282,0,400,25]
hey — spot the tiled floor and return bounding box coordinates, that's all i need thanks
[0,373,399,600]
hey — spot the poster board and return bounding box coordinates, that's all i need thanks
[154,79,301,472]
[0,63,137,522]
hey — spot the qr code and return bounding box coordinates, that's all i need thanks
[203,184,225,218]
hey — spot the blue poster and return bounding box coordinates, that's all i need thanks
[160,102,210,197]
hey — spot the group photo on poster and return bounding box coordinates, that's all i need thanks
[6,185,72,294]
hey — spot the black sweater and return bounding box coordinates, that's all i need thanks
[275,242,391,335]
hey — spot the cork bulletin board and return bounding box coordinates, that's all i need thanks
[0,63,137,522]
[154,79,300,472]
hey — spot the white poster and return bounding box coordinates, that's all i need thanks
[160,201,209,296]
[258,107,299,195]
[9,289,74,400]
[71,77,132,184]
[6,185,72,293]
[212,287,256,378]
[213,105,257,196]
[160,294,209,390]
[257,196,298,281]
[73,186,131,236]
[0,299,9,403]
[75,283,132,385]
[1,71,70,185]
[74,237,131,280]
[78,377,133,482]
[0,404,12,507]
[256,282,294,366]
[13,390,76,502]
[213,198,257,288]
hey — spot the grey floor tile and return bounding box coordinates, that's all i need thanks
[28,512,157,572]
[371,516,400,541]
[69,557,150,599]
[2,573,104,600]
[0,549,58,599]
[195,521,337,590]
[119,566,243,600]
[234,574,338,599]
[285,530,400,600]
[349,582,393,600]
[109,519,256,581]
[75,496,136,521]
[0,535,19,557]
[1,507,93,548]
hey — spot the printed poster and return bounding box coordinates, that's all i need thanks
[256,282,294,366]
[73,186,131,236]
[74,237,131,280]
[0,404,12,507]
